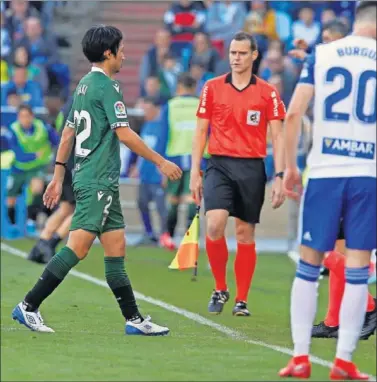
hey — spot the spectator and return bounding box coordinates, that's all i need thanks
[186,32,219,73]
[6,89,22,108]
[158,53,182,100]
[205,0,246,47]
[44,86,65,132]
[5,0,39,43]
[143,75,169,105]
[17,16,59,67]
[1,58,9,84]
[260,40,297,74]
[260,49,297,107]
[244,1,278,45]
[10,45,48,92]
[289,19,349,61]
[6,104,59,232]
[292,6,321,49]
[1,10,12,61]
[140,28,173,88]
[164,0,206,39]
[189,56,214,95]
[1,65,44,107]
[321,7,336,25]
[129,96,172,249]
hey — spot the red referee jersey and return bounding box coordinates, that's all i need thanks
[196,73,286,158]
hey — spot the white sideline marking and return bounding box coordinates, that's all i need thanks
[2,242,376,380]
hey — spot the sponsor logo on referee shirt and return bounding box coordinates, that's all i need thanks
[271,91,279,117]
[247,110,261,126]
[199,85,209,114]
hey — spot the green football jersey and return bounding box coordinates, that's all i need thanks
[66,67,130,191]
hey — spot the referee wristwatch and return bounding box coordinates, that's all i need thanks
[275,172,284,179]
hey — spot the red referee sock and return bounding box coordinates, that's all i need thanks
[206,236,229,291]
[323,251,375,327]
[234,242,257,302]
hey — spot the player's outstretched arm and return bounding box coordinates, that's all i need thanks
[44,125,75,209]
[115,127,182,181]
[190,117,209,205]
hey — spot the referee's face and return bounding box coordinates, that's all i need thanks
[229,40,258,75]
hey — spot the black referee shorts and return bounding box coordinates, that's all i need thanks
[60,170,75,206]
[203,155,267,224]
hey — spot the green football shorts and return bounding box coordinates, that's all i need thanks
[7,167,46,197]
[70,187,125,236]
[167,170,190,197]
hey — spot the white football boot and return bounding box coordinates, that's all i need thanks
[125,315,169,336]
[12,302,54,333]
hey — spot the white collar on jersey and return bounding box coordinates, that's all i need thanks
[91,66,108,77]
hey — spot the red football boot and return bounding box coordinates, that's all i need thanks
[279,355,311,379]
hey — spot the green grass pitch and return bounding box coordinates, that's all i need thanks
[1,239,376,381]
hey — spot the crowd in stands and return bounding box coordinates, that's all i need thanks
[138,0,355,108]
[0,0,71,236]
[1,0,70,110]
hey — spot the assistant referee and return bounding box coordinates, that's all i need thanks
[190,32,286,316]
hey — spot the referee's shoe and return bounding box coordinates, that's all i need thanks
[208,290,229,314]
[232,301,251,316]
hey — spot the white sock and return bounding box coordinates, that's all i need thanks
[291,277,319,356]
[336,282,368,361]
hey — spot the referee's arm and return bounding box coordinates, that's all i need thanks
[269,119,285,174]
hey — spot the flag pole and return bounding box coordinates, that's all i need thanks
[191,205,201,282]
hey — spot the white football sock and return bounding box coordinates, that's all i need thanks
[336,282,368,361]
[291,277,318,356]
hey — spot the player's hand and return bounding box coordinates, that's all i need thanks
[293,38,309,51]
[288,49,307,61]
[43,178,63,210]
[158,159,182,181]
[271,177,286,209]
[190,170,203,206]
[283,167,303,201]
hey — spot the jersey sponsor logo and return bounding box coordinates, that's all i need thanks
[114,101,127,118]
[113,83,120,93]
[322,137,375,160]
[247,110,261,126]
[97,191,104,201]
[271,91,279,117]
[199,85,209,111]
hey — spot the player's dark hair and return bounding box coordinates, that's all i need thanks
[177,73,197,89]
[232,32,258,52]
[18,104,34,115]
[355,1,377,20]
[81,25,123,63]
[322,19,349,37]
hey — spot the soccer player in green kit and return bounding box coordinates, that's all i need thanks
[12,25,182,335]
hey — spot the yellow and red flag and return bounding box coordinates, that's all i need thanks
[168,208,200,270]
